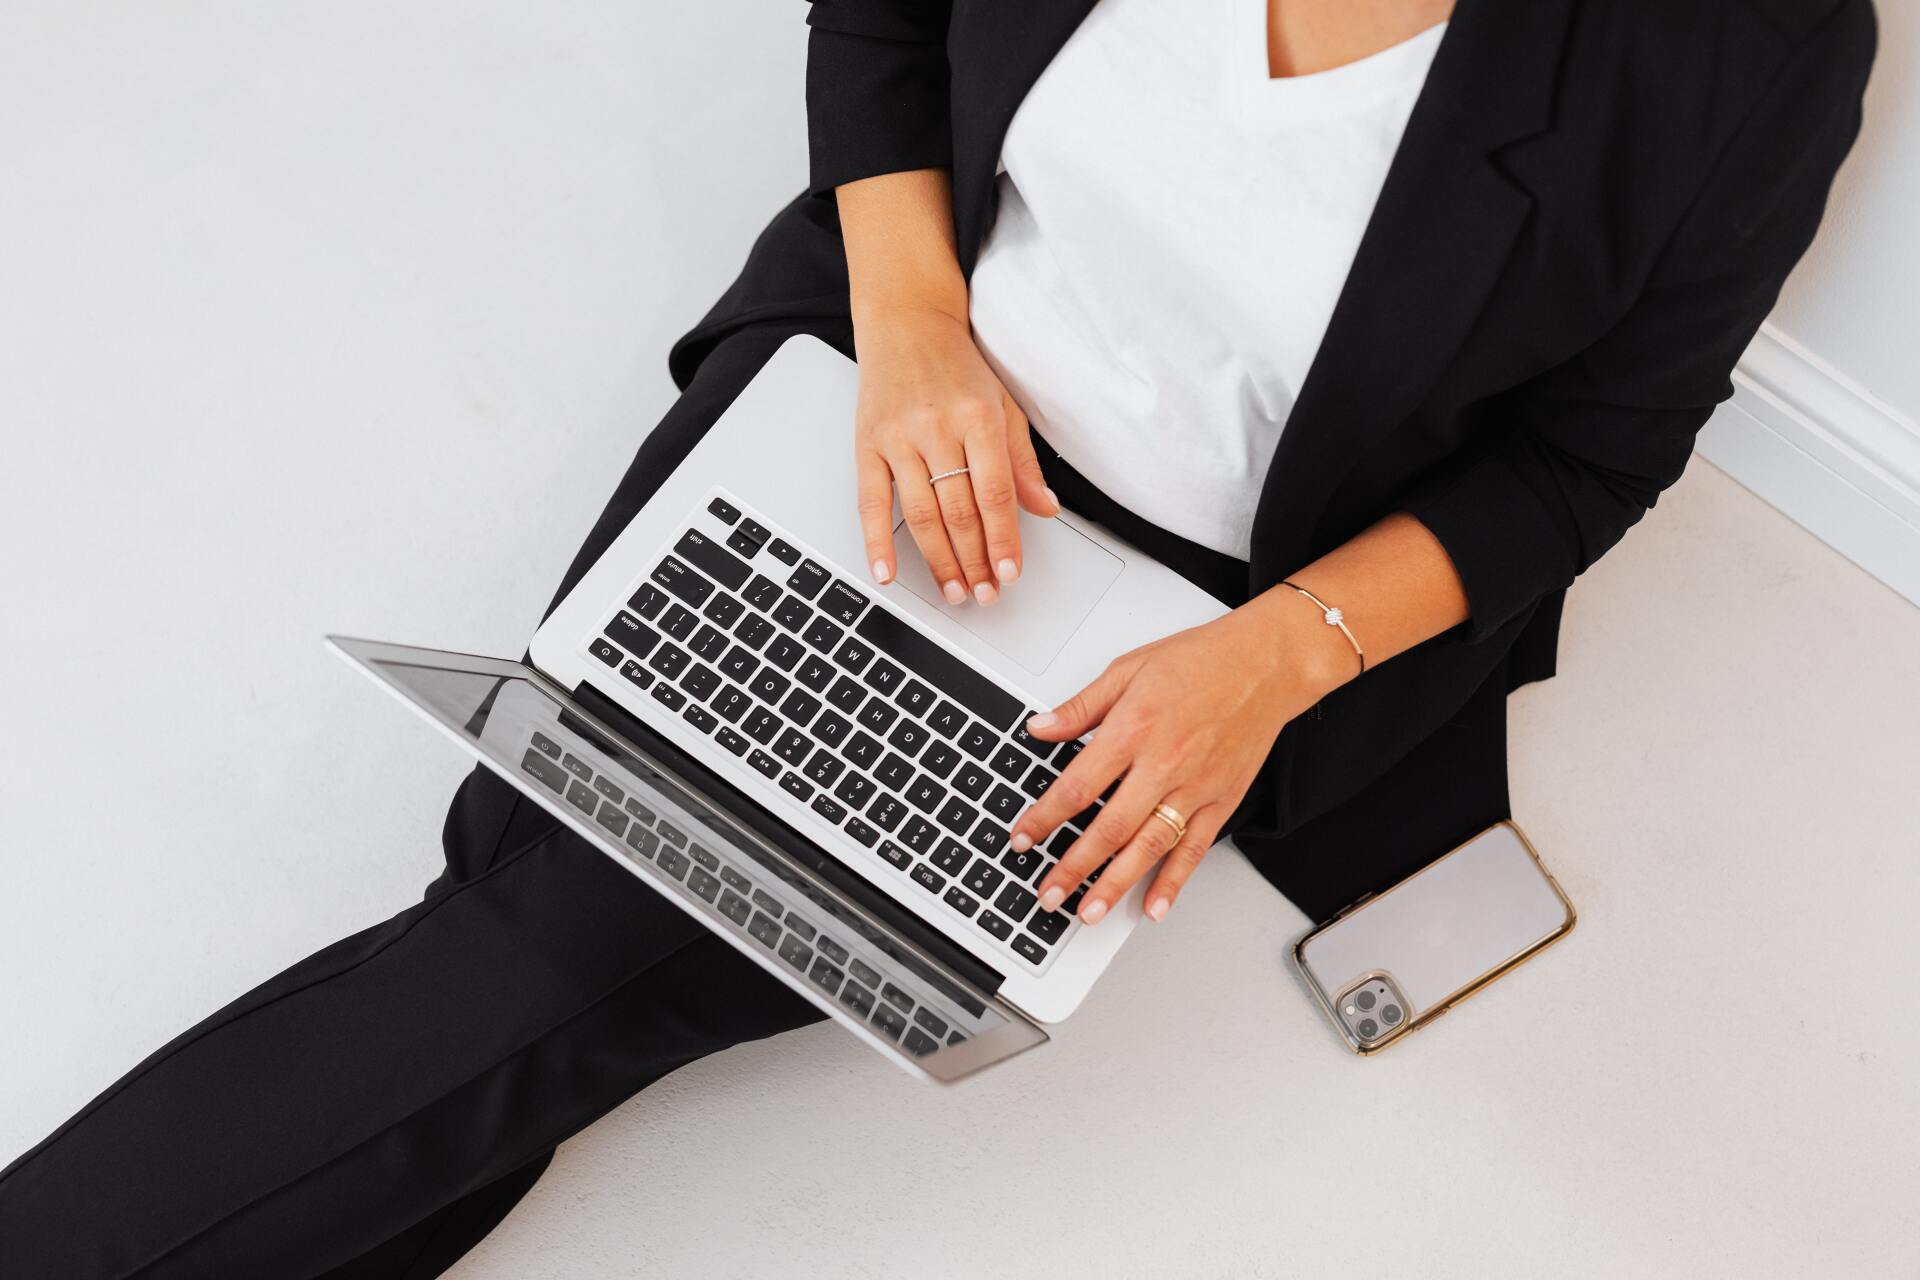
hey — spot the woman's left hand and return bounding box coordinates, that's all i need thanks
[1010,600,1350,926]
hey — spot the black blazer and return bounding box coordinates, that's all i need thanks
[667,0,1873,844]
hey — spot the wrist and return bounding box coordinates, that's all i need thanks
[1242,585,1360,701]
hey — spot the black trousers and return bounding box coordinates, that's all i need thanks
[0,328,1511,1278]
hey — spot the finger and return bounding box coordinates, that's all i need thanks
[855,448,898,585]
[1008,729,1128,856]
[1022,656,1137,744]
[1004,403,1059,517]
[1140,807,1228,922]
[894,463,969,606]
[930,456,995,603]
[962,429,1023,591]
[1034,767,1167,915]
[1077,795,1214,925]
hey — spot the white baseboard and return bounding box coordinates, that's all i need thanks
[1695,324,1920,608]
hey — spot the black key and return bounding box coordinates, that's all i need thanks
[808,956,845,995]
[1069,800,1104,833]
[764,634,805,671]
[958,723,996,761]
[995,883,1038,924]
[804,749,845,787]
[773,729,811,765]
[656,846,689,880]
[748,669,790,704]
[879,982,914,1013]
[627,825,661,860]
[628,582,668,619]
[747,911,781,948]
[819,581,869,624]
[688,844,719,870]
[726,527,761,559]
[818,936,850,965]
[718,645,759,682]
[871,1003,908,1043]
[850,959,883,989]
[833,637,874,673]
[520,748,566,792]
[905,775,947,814]
[1011,934,1048,966]
[702,593,744,628]
[588,637,621,667]
[648,642,690,679]
[810,794,847,824]
[834,772,876,808]
[963,859,1005,898]
[747,748,781,779]
[650,683,686,712]
[813,711,852,748]
[682,704,717,733]
[1046,828,1080,859]
[1020,764,1055,799]
[876,752,915,792]
[903,1027,940,1057]
[625,796,657,822]
[530,731,562,760]
[990,742,1029,782]
[687,866,721,903]
[707,495,741,524]
[888,719,930,757]
[715,725,750,756]
[743,574,782,611]
[779,688,822,726]
[657,820,688,848]
[899,816,938,853]
[734,614,775,650]
[894,679,936,718]
[660,603,698,641]
[786,558,831,600]
[943,885,980,917]
[735,516,770,548]
[689,624,728,662]
[1053,738,1086,769]
[772,595,812,633]
[651,555,713,606]
[920,741,961,779]
[844,816,879,847]
[929,839,971,877]
[1001,845,1045,883]
[618,659,654,691]
[1028,907,1071,944]
[926,701,967,740]
[767,537,801,565]
[777,933,814,973]
[935,797,977,836]
[711,685,751,724]
[796,654,836,692]
[839,983,876,1018]
[862,657,905,695]
[855,608,1023,730]
[680,663,720,701]
[742,707,781,744]
[867,794,906,832]
[802,615,844,653]
[593,776,624,803]
[674,528,750,591]
[910,863,945,895]
[719,866,750,891]
[717,888,751,926]
[778,771,814,802]
[750,888,783,918]
[786,915,819,943]
[877,840,913,870]
[1010,715,1053,758]
[844,732,883,770]
[912,1007,949,1037]
[560,751,592,780]
[603,611,659,660]
[977,910,1013,941]
[967,820,1007,857]
[857,697,900,735]
[984,784,1023,822]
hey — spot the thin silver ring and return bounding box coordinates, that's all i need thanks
[928,466,971,484]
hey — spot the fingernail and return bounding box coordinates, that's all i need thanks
[1027,712,1058,732]
[1146,896,1170,922]
[973,581,997,605]
[996,558,1020,585]
[1080,898,1108,925]
[1039,886,1065,912]
[942,580,967,605]
[1043,487,1060,513]
[1009,831,1032,852]
[872,559,891,584]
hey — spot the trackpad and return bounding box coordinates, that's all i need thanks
[892,511,1123,677]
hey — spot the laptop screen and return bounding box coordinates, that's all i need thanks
[328,637,1047,1084]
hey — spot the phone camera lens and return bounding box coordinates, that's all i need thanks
[1355,990,1377,1011]
[1357,1018,1379,1039]
[1382,1004,1403,1025]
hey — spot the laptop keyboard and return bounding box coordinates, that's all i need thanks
[519,728,971,1059]
[581,490,1103,974]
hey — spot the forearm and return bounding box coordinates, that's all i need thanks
[836,169,969,329]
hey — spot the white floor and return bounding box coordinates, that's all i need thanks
[3,4,1917,1277]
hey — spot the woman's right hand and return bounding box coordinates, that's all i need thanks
[852,305,1059,604]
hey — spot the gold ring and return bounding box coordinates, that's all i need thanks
[928,466,971,484]
[1149,803,1188,843]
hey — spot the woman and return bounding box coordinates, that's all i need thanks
[0,0,1874,1274]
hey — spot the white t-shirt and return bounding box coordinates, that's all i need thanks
[968,0,1446,558]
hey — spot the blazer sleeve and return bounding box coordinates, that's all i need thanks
[804,0,955,194]
[1402,0,1875,643]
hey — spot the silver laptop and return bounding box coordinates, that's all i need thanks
[334,335,1226,1081]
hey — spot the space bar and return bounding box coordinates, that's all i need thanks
[854,609,1024,732]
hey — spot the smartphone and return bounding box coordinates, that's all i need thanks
[1292,821,1575,1055]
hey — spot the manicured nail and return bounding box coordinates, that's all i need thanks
[996,558,1020,585]
[1146,897,1170,922]
[1039,885,1065,912]
[872,559,892,584]
[1080,898,1108,925]
[1009,831,1032,852]
[974,581,997,605]
[1027,712,1058,732]
[1043,487,1060,513]
[942,580,967,605]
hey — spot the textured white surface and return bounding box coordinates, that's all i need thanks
[3,4,1918,1277]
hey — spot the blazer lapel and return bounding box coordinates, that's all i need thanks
[1247,0,1574,578]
